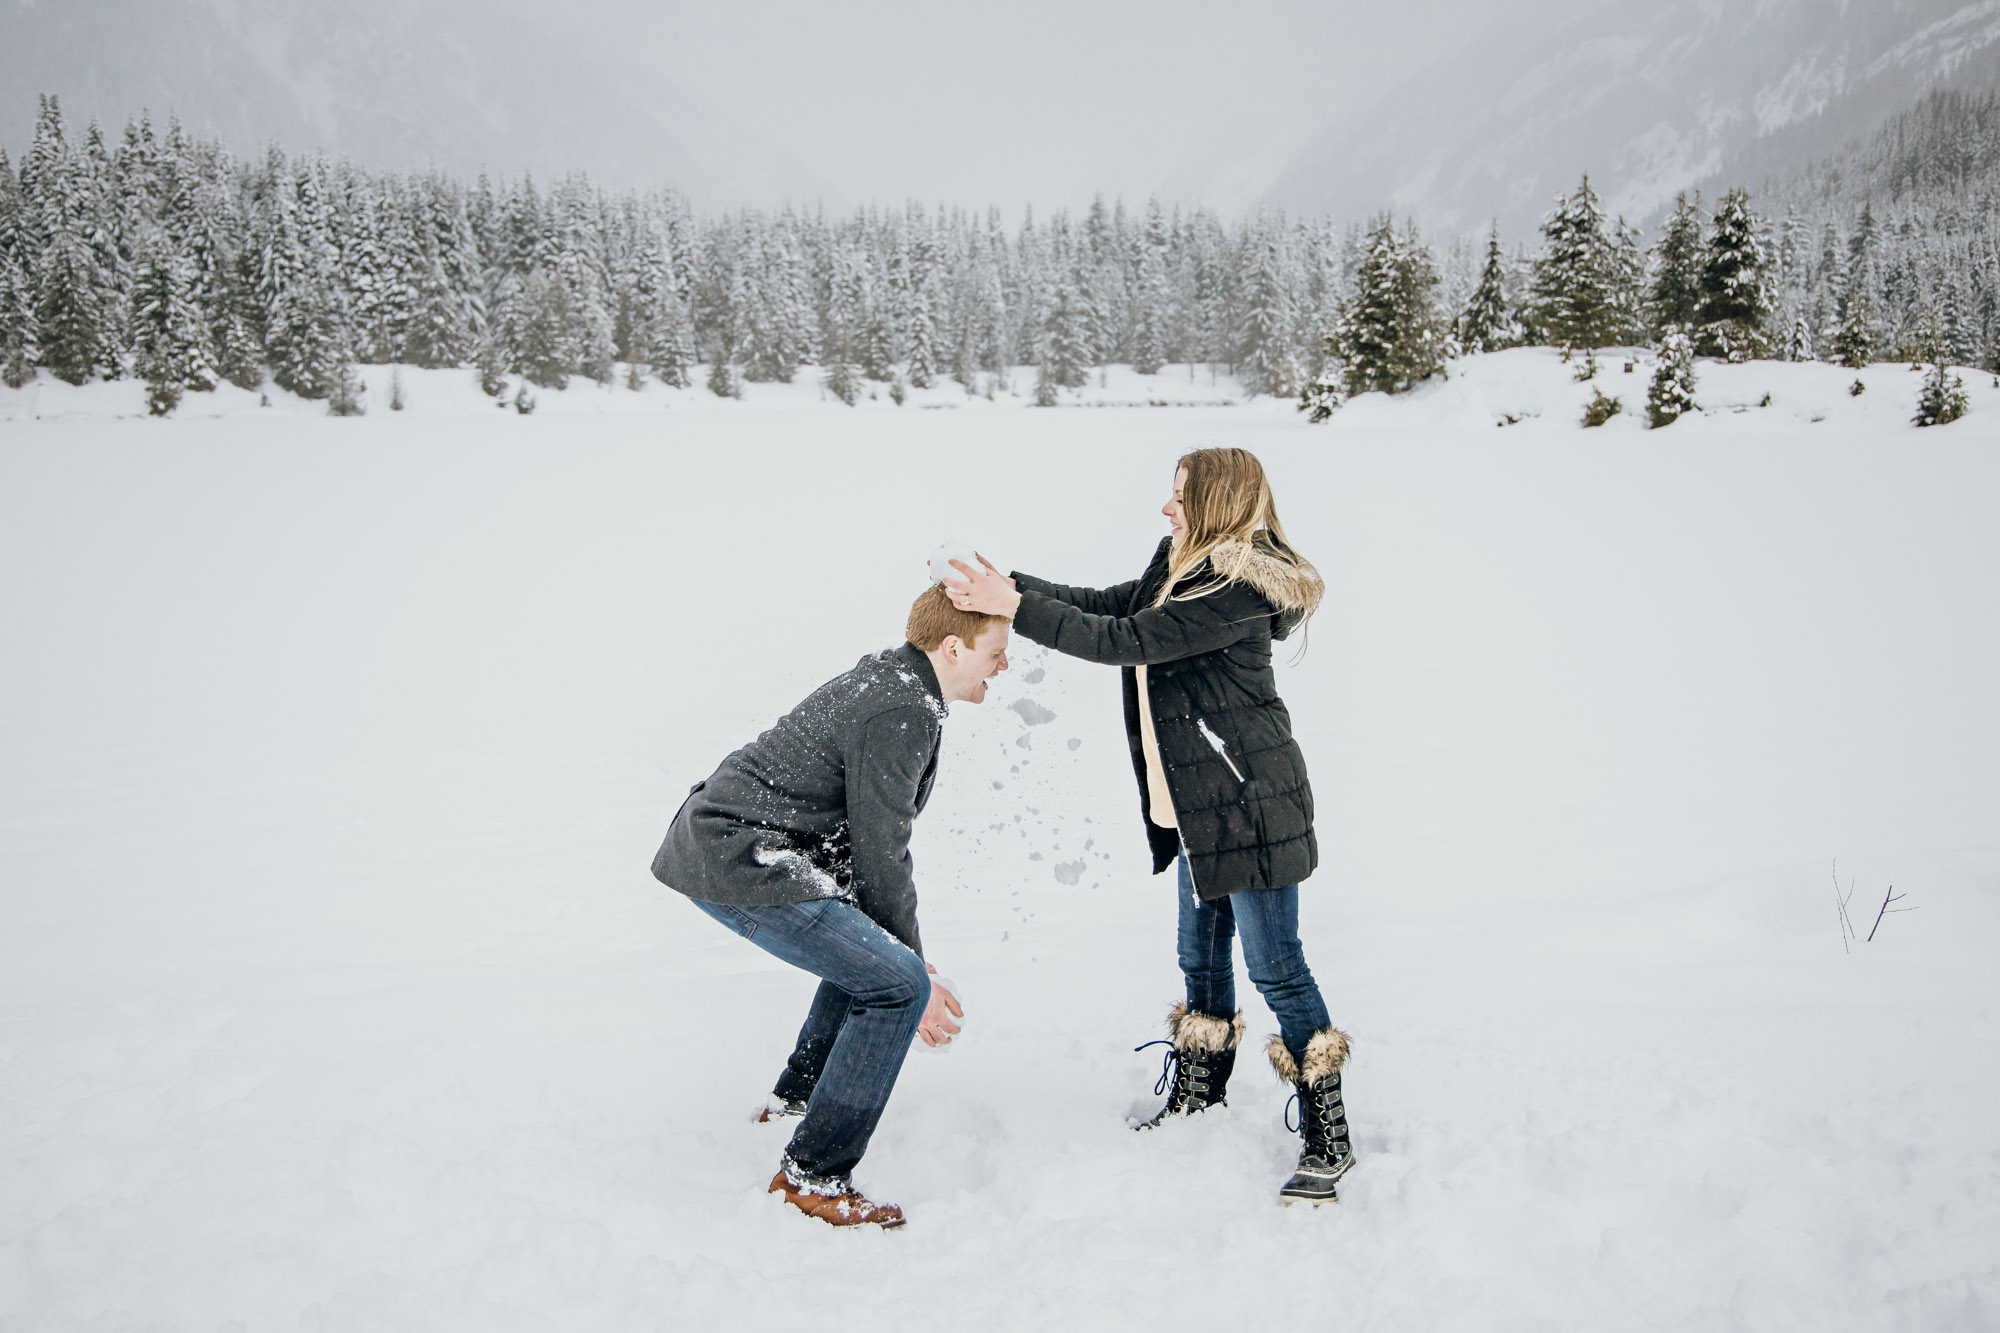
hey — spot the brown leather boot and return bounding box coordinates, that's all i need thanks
[767,1172,906,1228]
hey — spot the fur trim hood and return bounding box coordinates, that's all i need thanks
[1209,537,1323,637]
[1266,1026,1350,1084]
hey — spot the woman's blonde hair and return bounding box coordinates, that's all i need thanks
[1154,447,1311,612]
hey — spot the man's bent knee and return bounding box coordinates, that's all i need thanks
[886,948,932,1011]
[847,944,930,1013]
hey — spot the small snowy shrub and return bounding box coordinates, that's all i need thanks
[1297,371,1346,424]
[389,370,406,411]
[326,362,366,417]
[146,379,182,417]
[1573,347,1599,382]
[513,385,536,415]
[1913,363,1969,427]
[1582,387,1622,427]
[1647,330,1698,428]
[889,375,908,406]
[1033,367,1059,407]
[705,360,736,399]
[1849,379,1866,397]
[823,358,860,406]
[476,335,507,397]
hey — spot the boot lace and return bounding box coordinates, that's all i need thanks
[1134,1038,1185,1098]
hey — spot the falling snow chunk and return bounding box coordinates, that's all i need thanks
[1021,668,1046,684]
[1009,698,1057,726]
[1067,737,1082,751]
[1052,859,1087,885]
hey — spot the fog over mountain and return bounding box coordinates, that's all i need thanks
[1264,0,2000,237]
[0,0,1534,213]
[4,0,1995,230]
[0,0,832,205]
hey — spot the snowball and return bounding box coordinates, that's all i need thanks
[928,540,984,587]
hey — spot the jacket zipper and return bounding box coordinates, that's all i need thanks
[1196,717,1246,783]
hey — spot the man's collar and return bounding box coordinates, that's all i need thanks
[894,641,946,702]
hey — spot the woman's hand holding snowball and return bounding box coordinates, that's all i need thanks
[944,554,1021,618]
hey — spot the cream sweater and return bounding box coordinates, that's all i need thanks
[1135,665,1178,829]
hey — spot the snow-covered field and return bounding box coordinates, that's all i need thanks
[3,350,1998,1331]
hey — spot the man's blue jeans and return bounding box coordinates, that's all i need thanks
[691,896,929,1184]
[1176,851,1331,1066]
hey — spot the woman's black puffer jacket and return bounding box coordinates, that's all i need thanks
[1010,534,1322,899]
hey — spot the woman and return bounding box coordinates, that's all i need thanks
[944,447,1353,1205]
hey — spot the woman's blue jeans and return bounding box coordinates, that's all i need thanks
[1175,851,1331,1066]
[690,897,930,1184]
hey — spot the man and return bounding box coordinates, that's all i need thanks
[652,583,1010,1228]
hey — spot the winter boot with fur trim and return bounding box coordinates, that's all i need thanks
[1135,1002,1245,1128]
[1269,1027,1355,1204]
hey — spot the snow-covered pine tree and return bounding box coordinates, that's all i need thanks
[1324,213,1445,396]
[256,159,348,399]
[647,286,696,389]
[773,215,816,374]
[1238,219,1301,396]
[324,337,365,416]
[77,119,130,378]
[0,148,36,385]
[1941,278,1977,368]
[172,167,260,389]
[817,238,864,404]
[1528,175,1625,351]
[1129,199,1171,375]
[512,268,576,389]
[1648,192,1705,338]
[400,178,476,368]
[1831,276,1877,369]
[1913,358,1969,426]
[1458,223,1518,354]
[550,175,615,384]
[1,248,41,388]
[28,100,113,385]
[1046,276,1090,389]
[130,239,217,414]
[1646,328,1698,428]
[1033,359,1060,406]
[473,326,508,397]
[1694,187,1773,361]
[905,280,937,390]
[706,356,737,399]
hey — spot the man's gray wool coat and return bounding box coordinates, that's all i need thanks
[652,642,947,956]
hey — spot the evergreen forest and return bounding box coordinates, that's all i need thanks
[3,88,1998,414]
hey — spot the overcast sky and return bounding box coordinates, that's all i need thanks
[513,0,1561,212]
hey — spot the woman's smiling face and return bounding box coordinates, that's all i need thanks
[1162,466,1189,542]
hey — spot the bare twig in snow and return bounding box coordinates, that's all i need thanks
[1866,885,1915,943]
[1833,861,1858,952]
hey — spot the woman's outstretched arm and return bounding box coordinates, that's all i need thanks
[1009,569,1143,617]
[1010,585,1259,667]
[948,554,1255,666]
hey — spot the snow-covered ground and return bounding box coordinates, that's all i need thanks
[3,350,1997,1331]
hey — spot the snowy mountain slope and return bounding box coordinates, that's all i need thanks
[0,0,830,203]
[1265,0,2000,238]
